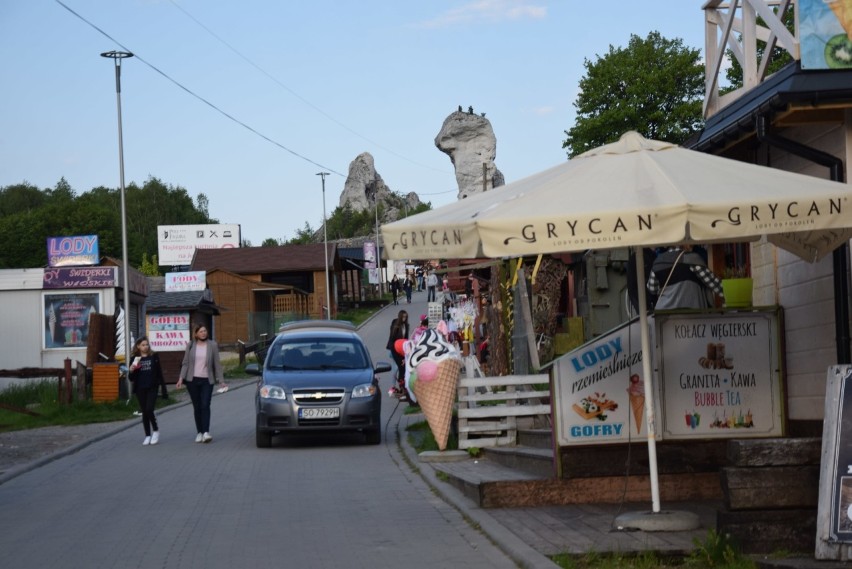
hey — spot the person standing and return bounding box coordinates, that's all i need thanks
[177,324,227,443]
[403,274,414,304]
[426,270,439,302]
[647,245,724,310]
[415,266,424,291]
[385,310,410,397]
[465,273,475,299]
[390,274,401,305]
[128,336,166,446]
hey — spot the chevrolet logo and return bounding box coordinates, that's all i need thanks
[312,392,326,399]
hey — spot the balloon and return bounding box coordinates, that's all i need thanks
[394,339,406,355]
[418,360,438,382]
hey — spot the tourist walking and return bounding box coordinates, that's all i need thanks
[128,336,167,446]
[176,324,227,443]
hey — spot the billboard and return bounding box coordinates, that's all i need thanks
[146,312,191,351]
[157,224,240,266]
[801,0,852,70]
[47,235,99,267]
[165,271,206,292]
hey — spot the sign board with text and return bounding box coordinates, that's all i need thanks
[146,312,191,351]
[165,271,206,292]
[553,317,660,446]
[655,309,784,439]
[157,224,240,266]
[47,235,99,267]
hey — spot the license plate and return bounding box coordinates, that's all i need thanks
[298,407,340,419]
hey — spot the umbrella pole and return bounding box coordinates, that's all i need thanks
[634,248,661,513]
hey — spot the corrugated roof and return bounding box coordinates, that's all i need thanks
[191,243,337,273]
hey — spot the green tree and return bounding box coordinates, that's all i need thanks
[139,253,161,276]
[563,31,704,157]
[287,221,316,245]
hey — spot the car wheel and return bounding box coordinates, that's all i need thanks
[365,427,381,445]
[256,427,272,448]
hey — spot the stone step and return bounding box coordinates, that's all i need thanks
[482,444,554,478]
[516,428,553,449]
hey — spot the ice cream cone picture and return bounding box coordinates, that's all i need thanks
[627,373,644,434]
[407,328,461,451]
[827,0,852,38]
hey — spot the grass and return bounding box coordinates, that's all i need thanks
[336,304,385,327]
[0,378,175,432]
[0,356,253,433]
[548,530,758,569]
[406,418,459,453]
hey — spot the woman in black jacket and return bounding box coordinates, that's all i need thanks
[386,310,409,397]
[128,336,167,446]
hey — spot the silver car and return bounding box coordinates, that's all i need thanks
[246,320,391,447]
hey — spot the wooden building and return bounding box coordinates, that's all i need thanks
[191,243,339,345]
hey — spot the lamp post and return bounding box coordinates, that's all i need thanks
[101,50,133,387]
[317,172,331,319]
[374,195,382,295]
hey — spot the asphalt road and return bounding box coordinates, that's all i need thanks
[0,294,525,569]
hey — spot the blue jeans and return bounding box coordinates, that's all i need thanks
[186,378,213,433]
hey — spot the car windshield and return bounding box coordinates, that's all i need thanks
[266,338,368,371]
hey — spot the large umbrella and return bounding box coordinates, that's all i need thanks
[382,131,852,513]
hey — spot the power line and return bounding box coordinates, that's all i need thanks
[54,0,345,177]
[168,0,452,175]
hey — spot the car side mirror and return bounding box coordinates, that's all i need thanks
[374,362,392,374]
[245,363,261,376]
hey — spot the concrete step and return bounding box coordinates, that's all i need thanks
[516,428,553,449]
[482,444,555,478]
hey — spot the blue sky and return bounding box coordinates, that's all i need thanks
[0,1,709,246]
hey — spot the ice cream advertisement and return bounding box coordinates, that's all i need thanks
[801,0,852,69]
[553,317,661,446]
[43,292,100,349]
[655,310,784,439]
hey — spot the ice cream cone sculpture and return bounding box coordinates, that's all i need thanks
[407,328,462,451]
[627,373,645,434]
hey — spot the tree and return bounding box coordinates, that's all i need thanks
[287,222,316,245]
[563,31,704,157]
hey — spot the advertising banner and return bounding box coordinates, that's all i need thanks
[157,224,240,266]
[363,241,378,284]
[46,235,99,267]
[146,312,191,351]
[553,317,659,446]
[43,266,117,289]
[43,292,100,349]
[655,310,784,439]
[800,0,852,70]
[165,271,206,292]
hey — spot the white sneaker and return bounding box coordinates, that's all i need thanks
[195,433,203,443]
[150,431,159,445]
[202,432,212,443]
[143,436,151,446]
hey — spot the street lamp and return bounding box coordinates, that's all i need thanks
[101,50,133,386]
[317,172,331,319]
[374,194,382,295]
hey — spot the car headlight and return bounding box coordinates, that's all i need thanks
[259,385,286,400]
[351,383,377,398]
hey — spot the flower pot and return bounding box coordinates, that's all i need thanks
[722,278,753,308]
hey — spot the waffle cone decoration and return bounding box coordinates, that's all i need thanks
[629,394,645,433]
[412,357,461,450]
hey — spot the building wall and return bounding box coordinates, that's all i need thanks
[750,121,851,421]
[206,271,257,346]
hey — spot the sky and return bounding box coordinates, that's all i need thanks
[0,1,710,246]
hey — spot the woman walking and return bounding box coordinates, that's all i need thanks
[177,324,227,443]
[385,310,410,398]
[128,336,166,445]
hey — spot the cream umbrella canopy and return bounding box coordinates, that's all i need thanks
[382,131,852,513]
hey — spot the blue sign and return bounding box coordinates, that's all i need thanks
[47,235,99,267]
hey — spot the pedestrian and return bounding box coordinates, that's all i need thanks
[412,315,429,343]
[390,274,401,305]
[426,270,439,302]
[403,274,414,303]
[176,324,227,443]
[128,336,167,446]
[386,310,410,397]
[415,266,424,291]
[647,244,724,310]
[465,273,475,299]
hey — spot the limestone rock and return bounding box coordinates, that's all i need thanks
[338,152,422,222]
[435,110,504,199]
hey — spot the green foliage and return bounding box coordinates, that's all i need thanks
[563,31,704,157]
[551,551,681,569]
[287,221,316,245]
[0,177,216,269]
[687,529,753,568]
[139,253,161,276]
[406,418,458,452]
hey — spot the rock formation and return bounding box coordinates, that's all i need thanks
[338,152,422,222]
[435,110,504,199]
